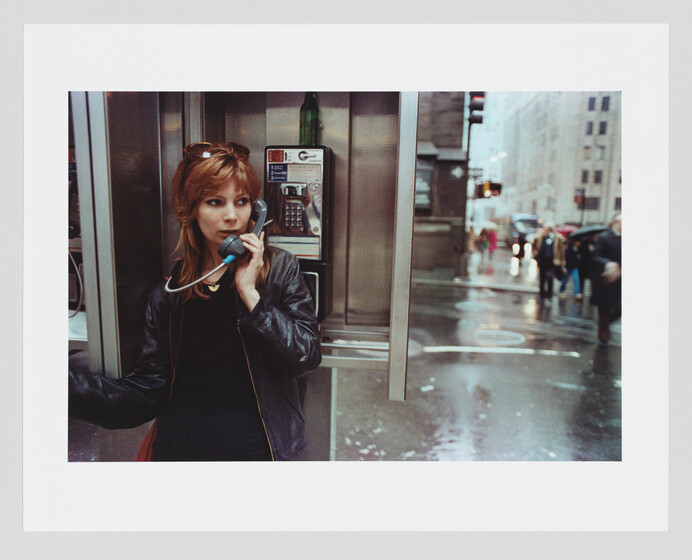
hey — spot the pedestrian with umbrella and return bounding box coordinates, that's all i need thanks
[589,214,622,348]
[569,224,608,298]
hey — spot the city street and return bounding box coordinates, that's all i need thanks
[331,247,621,461]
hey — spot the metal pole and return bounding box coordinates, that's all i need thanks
[456,114,473,278]
[387,91,419,401]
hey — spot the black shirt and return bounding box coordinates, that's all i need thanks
[170,269,256,414]
[151,269,271,461]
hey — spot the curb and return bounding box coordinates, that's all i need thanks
[412,277,538,293]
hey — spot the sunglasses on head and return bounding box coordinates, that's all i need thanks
[183,141,250,160]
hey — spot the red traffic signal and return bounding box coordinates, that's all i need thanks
[469,91,485,126]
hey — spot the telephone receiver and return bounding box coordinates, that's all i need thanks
[217,199,268,260]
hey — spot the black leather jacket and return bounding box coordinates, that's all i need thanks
[69,248,322,461]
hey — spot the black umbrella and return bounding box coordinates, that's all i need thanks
[568,224,608,240]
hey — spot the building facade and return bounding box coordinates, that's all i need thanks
[499,91,621,225]
[415,92,467,217]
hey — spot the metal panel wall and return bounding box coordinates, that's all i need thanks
[266,92,303,145]
[159,92,184,272]
[104,92,164,374]
[312,93,351,327]
[346,92,399,327]
[223,92,268,188]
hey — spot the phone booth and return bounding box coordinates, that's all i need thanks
[264,145,332,322]
[67,91,418,463]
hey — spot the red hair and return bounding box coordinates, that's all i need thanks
[171,142,269,301]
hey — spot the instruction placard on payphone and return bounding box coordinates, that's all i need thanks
[265,146,330,261]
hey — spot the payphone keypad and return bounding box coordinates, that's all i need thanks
[283,200,304,228]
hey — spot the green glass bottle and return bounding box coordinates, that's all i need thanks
[299,92,319,146]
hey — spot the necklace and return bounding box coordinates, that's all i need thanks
[202,262,227,292]
[204,281,220,292]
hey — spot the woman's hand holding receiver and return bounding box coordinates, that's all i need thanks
[235,231,264,312]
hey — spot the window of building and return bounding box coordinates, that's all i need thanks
[581,170,589,183]
[596,146,605,160]
[584,197,600,210]
[599,121,607,134]
[584,146,591,159]
[588,97,596,110]
[594,170,603,183]
[586,121,593,135]
[614,197,622,210]
[414,160,434,211]
[602,96,610,111]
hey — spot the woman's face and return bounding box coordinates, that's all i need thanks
[195,177,252,255]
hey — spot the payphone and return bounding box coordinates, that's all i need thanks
[265,146,332,322]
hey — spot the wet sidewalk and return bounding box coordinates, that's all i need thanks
[414,246,581,294]
[330,247,621,461]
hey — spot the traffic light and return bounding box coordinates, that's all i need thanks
[489,182,502,196]
[475,181,502,198]
[574,188,585,209]
[469,91,485,125]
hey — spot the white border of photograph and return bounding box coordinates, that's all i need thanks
[23,23,668,531]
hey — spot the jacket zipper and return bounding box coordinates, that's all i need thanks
[237,319,275,461]
[167,312,177,406]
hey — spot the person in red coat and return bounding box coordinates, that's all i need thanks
[487,227,498,260]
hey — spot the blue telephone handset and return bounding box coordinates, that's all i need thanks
[165,199,268,293]
[218,199,268,261]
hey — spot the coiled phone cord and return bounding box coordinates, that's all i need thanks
[164,254,236,294]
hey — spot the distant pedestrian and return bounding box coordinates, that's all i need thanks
[487,227,498,260]
[532,222,566,300]
[467,226,477,254]
[559,239,582,299]
[515,232,527,264]
[590,213,622,348]
[477,228,488,257]
[578,234,596,296]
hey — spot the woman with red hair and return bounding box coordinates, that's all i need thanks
[70,142,321,461]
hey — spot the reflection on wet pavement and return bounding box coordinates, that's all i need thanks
[333,250,621,461]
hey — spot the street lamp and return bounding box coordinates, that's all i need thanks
[487,150,507,183]
[489,151,506,164]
